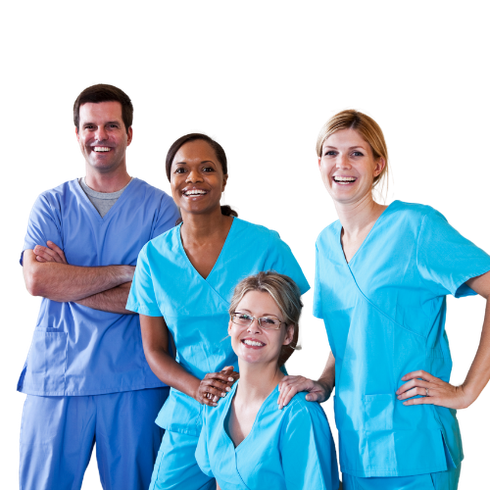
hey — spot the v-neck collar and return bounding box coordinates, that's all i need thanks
[177,216,236,281]
[222,381,279,451]
[338,200,398,267]
[74,177,136,224]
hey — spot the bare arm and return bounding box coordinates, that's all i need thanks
[278,350,336,409]
[23,243,134,303]
[397,270,490,409]
[75,281,136,315]
[140,314,238,406]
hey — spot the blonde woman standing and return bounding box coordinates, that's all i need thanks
[278,110,490,489]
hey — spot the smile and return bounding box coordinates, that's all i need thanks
[183,189,208,196]
[92,147,111,152]
[242,339,265,347]
[333,176,356,184]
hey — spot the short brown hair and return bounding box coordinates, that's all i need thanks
[73,84,133,132]
[229,271,303,366]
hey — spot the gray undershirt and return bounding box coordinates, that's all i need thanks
[78,177,133,217]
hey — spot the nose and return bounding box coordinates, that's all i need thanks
[95,126,108,142]
[247,318,261,334]
[336,153,351,169]
[186,168,204,183]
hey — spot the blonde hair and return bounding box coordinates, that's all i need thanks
[229,271,303,366]
[316,109,389,189]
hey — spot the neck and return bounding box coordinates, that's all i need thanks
[235,359,284,403]
[180,206,232,242]
[334,193,386,237]
[85,165,131,193]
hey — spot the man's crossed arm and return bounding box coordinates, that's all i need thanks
[23,241,135,314]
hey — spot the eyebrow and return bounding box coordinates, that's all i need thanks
[236,309,280,317]
[323,145,366,150]
[173,160,216,165]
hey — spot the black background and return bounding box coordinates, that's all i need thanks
[7,80,490,488]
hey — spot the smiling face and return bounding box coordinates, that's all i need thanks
[318,128,385,206]
[76,101,132,175]
[170,139,228,217]
[229,290,293,366]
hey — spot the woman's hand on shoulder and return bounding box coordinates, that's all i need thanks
[277,376,332,410]
[396,370,473,409]
[196,366,239,407]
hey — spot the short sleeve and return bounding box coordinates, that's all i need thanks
[195,408,214,478]
[281,402,339,490]
[126,244,162,316]
[266,232,310,295]
[417,209,490,298]
[21,194,63,265]
[151,194,180,239]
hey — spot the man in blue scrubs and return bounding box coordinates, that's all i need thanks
[18,84,179,490]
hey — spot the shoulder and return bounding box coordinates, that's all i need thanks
[316,220,341,249]
[384,200,444,225]
[30,179,79,212]
[142,225,180,256]
[129,177,173,201]
[232,217,281,240]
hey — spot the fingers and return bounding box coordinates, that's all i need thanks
[396,377,432,397]
[277,376,314,409]
[400,370,438,383]
[33,241,67,264]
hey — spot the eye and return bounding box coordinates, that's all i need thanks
[352,151,364,157]
[174,167,186,174]
[324,150,337,157]
[237,313,252,321]
[202,166,215,173]
[261,316,280,326]
[109,123,119,129]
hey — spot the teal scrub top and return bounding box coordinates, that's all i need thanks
[314,201,490,478]
[196,381,340,490]
[19,178,179,396]
[127,217,309,436]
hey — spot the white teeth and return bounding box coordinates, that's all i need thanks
[93,147,111,152]
[243,340,264,347]
[184,189,207,196]
[333,176,356,182]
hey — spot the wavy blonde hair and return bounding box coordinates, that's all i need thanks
[316,109,389,190]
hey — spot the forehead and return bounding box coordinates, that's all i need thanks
[323,128,370,150]
[237,290,281,316]
[172,140,218,165]
[79,101,124,123]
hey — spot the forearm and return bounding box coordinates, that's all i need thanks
[23,250,134,302]
[317,351,336,392]
[140,314,201,399]
[461,299,490,406]
[75,282,136,314]
[145,346,201,398]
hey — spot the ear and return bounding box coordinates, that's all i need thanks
[126,126,133,146]
[75,126,80,142]
[228,320,233,336]
[374,157,386,177]
[317,156,322,170]
[222,174,228,192]
[283,324,295,346]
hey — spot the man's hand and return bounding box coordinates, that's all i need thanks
[33,241,67,264]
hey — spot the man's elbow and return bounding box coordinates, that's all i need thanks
[22,250,45,298]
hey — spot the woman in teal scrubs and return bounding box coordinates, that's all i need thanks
[278,110,490,489]
[196,271,339,489]
[126,134,309,489]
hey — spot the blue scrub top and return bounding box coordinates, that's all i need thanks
[314,201,490,478]
[196,381,340,490]
[126,217,310,436]
[19,178,179,396]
